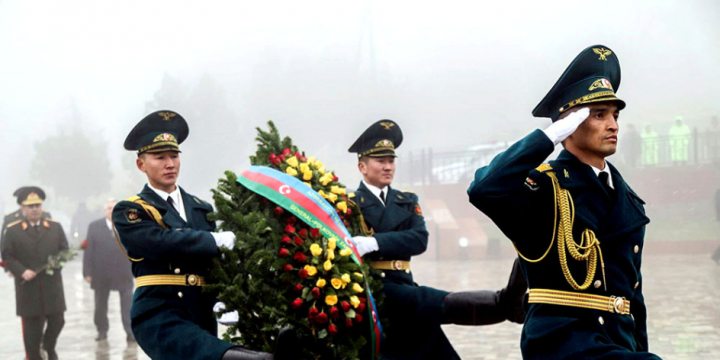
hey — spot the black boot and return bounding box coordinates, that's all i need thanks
[221,328,297,360]
[442,258,527,325]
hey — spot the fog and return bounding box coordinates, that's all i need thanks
[1,0,718,249]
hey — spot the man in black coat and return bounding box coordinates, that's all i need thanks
[2,186,52,266]
[1,187,67,360]
[83,199,134,342]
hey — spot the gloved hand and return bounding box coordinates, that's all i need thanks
[352,236,379,257]
[542,107,590,145]
[212,231,236,250]
[213,302,239,325]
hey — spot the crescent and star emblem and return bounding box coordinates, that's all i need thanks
[279,185,291,195]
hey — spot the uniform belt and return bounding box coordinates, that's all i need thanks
[135,274,206,288]
[528,289,630,315]
[370,260,411,271]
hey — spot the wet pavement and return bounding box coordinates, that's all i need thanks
[1,253,720,359]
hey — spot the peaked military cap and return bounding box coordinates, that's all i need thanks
[124,110,189,155]
[533,44,626,121]
[15,186,45,206]
[348,120,403,158]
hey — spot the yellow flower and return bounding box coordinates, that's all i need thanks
[307,157,316,166]
[304,182,312,188]
[328,238,337,251]
[339,249,352,257]
[310,244,323,256]
[316,278,326,288]
[336,201,347,213]
[325,295,338,306]
[286,156,299,168]
[323,260,334,271]
[353,272,364,281]
[330,185,346,195]
[317,166,326,175]
[350,296,361,308]
[304,265,317,277]
[348,192,355,198]
[315,160,324,169]
[299,163,310,174]
[302,170,313,181]
[319,173,332,186]
[285,167,298,177]
[318,190,327,198]
[341,274,351,284]
[352,283,364,293]
[331,278,343,289]
[327,249,335,260]
[327,193,338,203]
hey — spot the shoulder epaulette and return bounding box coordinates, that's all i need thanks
[6,219,22,228]
[535,163,553,173]
[402,190,415,194]
[125,195,141,202]
[44,218,58,223]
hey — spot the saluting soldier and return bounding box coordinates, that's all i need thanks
[349,120,527,360]
[467,45,662,359]
[1,187,67,360]
[113,110,293,360]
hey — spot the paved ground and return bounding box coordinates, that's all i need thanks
[1,253,720,359]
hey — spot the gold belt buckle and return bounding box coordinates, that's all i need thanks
[613,296,626,314]
[393,260,404,271]
[187,274,198,286]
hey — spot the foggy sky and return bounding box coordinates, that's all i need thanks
[1,0,718,212]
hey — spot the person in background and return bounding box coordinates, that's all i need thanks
[668,116,691,165]
[83,199,135,342]
[641,124,659,167]
[622,123,641,169]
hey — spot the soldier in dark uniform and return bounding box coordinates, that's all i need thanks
[349,120,527,360]
[467,45,662,359]
[113,110,293,360]
[1,187,52,261]
[1,187,67,360]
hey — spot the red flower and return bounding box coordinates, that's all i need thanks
[309,307,319,322]
[311,287,321,299]
[330,306,339,320]
[286,216,297,225]
[278,154,286,163]
[298,268,309,279]
[316,312,329,324]
[341,301,351,312]
[343,221,349,227]
[273,207,284,216]
[81,239,88,250]
[310,228,320,239]
[298,228,308,238]
[328,324,338,336]
[284,224,296,234]
[359,297,367,303]
[269,153,281,166]
[294,252,307,263]
[282,148,292,156]
[293,237,304,246]
[356,302,366,313]
[294,152,306,162]
[0,260,6,269]
[283,264,293,272]
[346,208,352,216]
[345,318,353,327]
[291,298,303,309]
[279,248,290,257]
[281,236,292,244]
[332,175,338,182]
[355,313,363,323]
[293,284,303,293]
[262,198,269,204]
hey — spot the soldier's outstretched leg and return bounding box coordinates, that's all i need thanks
[443,258,527,325]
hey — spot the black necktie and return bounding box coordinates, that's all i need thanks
[598,172,614,196]
[167,196,176,210]
[379,191,386,205]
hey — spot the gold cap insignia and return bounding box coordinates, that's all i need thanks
[592,48,612,61]
[589,79,613,91]
[379,121,395,130]
[21,192,43,206]
[153,133,177,143]
[375,140,394,148]
[158,112,177,121]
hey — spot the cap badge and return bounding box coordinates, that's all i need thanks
[158,112,177,121]
[153,133,177,143]
[379,121,395,130]
[592,48,612,61]
[26,192,40,202]
[375,140,394,148]
[588,79,613,91]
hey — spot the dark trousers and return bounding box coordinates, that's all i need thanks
[22,313,64,360]
[94,286,133,336]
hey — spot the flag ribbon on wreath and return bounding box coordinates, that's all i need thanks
[239,165,382,358]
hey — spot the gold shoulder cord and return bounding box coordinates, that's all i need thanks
[113,198,169,263]
[348,199,374,236]
[513,171,607,291]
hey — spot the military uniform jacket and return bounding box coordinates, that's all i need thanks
[1,210,51,255]
[1,216,68,317]
[468,130,653,357]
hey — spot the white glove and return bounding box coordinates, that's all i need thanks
[353,236,379,257]
[213,302,239,325]
[541,107,590,146]
[211,231,236,250]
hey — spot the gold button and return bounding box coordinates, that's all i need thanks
[405,269,411,274]
[174,268,181,274]
[380,272,385,278]
[178,292,183,298]
[598,316,604,325]
[634,281,639,289]
[593,280,602,289]
[633,245,639,254]
[393,261,403,271]
[188,275,198,286]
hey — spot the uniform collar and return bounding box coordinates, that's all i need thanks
[146,183,186,222]
[589,162,614,189]
[362,180,389,206]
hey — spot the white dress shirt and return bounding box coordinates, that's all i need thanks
[362,180,389,206]
[590,163,614,189]
[105,218,113,232]
[147,183,187,222]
